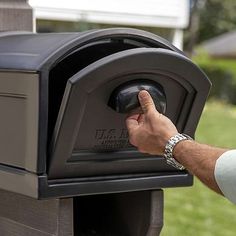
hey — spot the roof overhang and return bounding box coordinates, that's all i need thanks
[29,0,190,29]
[201,31,236,58]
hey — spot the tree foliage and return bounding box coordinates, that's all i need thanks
[198,0,236,43]
[184,0,236,53]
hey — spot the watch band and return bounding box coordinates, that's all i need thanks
[164,133,193,170]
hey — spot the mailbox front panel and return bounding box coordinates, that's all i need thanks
[48,48,209,179]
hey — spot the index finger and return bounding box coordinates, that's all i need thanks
[126,114,139,132]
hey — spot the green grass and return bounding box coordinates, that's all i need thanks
[196,100,236,148]
[161,100,236,236]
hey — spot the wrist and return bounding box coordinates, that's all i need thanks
[163,133,193,170]
[173,139,193,157]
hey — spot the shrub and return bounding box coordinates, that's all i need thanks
[193,53,236,104]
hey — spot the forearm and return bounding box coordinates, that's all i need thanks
[173,140,228,194]
[126,90,234,201]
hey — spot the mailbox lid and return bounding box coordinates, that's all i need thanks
[48,47,210,179]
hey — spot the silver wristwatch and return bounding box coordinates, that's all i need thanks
[164,133,193,170]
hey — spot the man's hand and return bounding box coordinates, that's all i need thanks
[126,90,226,195]
[126,90,178,155]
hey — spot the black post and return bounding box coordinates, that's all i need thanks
[73,190,163,236]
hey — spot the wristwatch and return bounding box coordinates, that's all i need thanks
[164,133,193,170]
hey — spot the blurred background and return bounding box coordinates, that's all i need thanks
[3,0,236,235]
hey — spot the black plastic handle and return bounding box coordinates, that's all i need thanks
[108,80,166,114]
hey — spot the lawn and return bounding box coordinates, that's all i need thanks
[161,100,236,236]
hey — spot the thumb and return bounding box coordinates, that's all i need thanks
[138,90,156,114]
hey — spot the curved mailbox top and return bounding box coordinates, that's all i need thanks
[0,28,182,72]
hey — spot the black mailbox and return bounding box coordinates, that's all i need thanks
[0,28,210,199]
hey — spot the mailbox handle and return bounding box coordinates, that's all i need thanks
[108,80,166,114]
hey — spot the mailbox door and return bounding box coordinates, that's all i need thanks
[48,47,210,179]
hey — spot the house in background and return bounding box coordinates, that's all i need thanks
[29,0,190,49]
[201,31,236,58]
[195,31,236,105]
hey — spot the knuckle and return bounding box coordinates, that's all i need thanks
[143,101,153,108]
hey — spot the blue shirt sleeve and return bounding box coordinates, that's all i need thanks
[215,150,236,204]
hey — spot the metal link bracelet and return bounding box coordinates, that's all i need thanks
[164,133,193,170]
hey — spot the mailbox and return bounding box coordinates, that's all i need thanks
[0,28,211,199]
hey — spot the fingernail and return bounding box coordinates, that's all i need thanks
[138,90,149,100]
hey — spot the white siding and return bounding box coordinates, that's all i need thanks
[29,0,190,28]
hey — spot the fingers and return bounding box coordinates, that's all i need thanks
[138,90,157,114]
[126,114,139,132]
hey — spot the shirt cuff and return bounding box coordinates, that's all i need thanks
[215,150,236,204]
